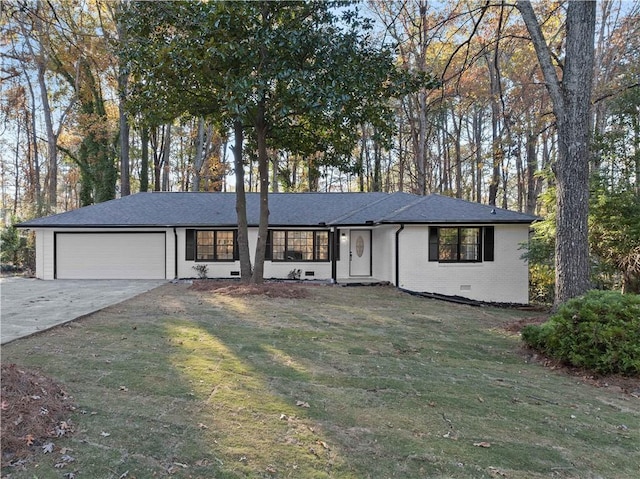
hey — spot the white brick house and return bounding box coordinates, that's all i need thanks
[19,192,537,304]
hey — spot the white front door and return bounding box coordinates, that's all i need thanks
[349,230,371,277]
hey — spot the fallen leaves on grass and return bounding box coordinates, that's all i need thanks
[489,466,508,477]
[166,461,189,474]
[1,363,75,467]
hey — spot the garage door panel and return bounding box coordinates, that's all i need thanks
[56,233,166,279]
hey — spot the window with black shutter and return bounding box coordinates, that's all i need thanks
[428,226,493,263]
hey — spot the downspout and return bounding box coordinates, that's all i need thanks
[395,224,404,287]
[331,227,338,283]
[173,228,178,279]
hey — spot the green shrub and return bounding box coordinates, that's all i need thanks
[0,219,35,272]
[522,290,640,375]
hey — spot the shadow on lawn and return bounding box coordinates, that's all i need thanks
[168,286,550,478]
[172,285,640,479]
[3,283,638,479]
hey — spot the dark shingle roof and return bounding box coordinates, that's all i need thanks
[18,192,537,228]
[380,194,535,224]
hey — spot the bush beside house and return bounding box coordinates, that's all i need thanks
[522,290,640,376]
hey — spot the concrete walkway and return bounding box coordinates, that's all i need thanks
[0,278,166,345]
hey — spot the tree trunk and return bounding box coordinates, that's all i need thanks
[252,99,270,284]
[140,127,149,192]
[12,119,21,216]
[308,154,320,192]
[517,0,596,307]
[373,130,382,192]
[398,111,405,192]
[24,69,42,214]
[233,120,252,282]
[161,123,171,191]
[192,118,205,192]
[486,51,502,207]
[440,114,450,194]
[23,1,55,212]
[525,130,538,214]
[451,107,462,198]
[358,131,366,192]
[118,73,130,196]
[271,152,279,193]
[416,90,428,195]
[152,127,162,191]
[117,11,130,197]
[37,62,57,211]
[473,108,483,203]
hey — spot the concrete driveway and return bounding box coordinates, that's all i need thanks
[0,277,167,344]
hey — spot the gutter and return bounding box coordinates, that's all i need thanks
[173,227,178,279]
[395,223,404,287]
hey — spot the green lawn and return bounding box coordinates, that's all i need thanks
[2,283,638,478]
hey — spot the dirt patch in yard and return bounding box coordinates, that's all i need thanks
[503,315,549,333]
[189,280,311,298]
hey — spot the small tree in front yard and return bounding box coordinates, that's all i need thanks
[0,219,34,273]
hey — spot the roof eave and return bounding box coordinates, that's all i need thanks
[378,219,537,225]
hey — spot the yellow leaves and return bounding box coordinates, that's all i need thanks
[76,112,116,141]
[473,441,491,448]
[316,439,330,450]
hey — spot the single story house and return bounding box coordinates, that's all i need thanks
[18,191,537,304]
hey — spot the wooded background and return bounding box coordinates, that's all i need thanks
[1,0,639,296]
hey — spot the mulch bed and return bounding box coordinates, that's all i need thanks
[189,280,311,298]
[1,364,75,468]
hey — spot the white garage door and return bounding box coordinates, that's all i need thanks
[56,233,166,279]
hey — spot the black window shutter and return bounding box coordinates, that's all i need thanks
[483,226,495,262]
[265,230,272,260]
[428,227,439,261]
[334,229,340,261]
[233,230,240,260]
[185,229,195,261]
